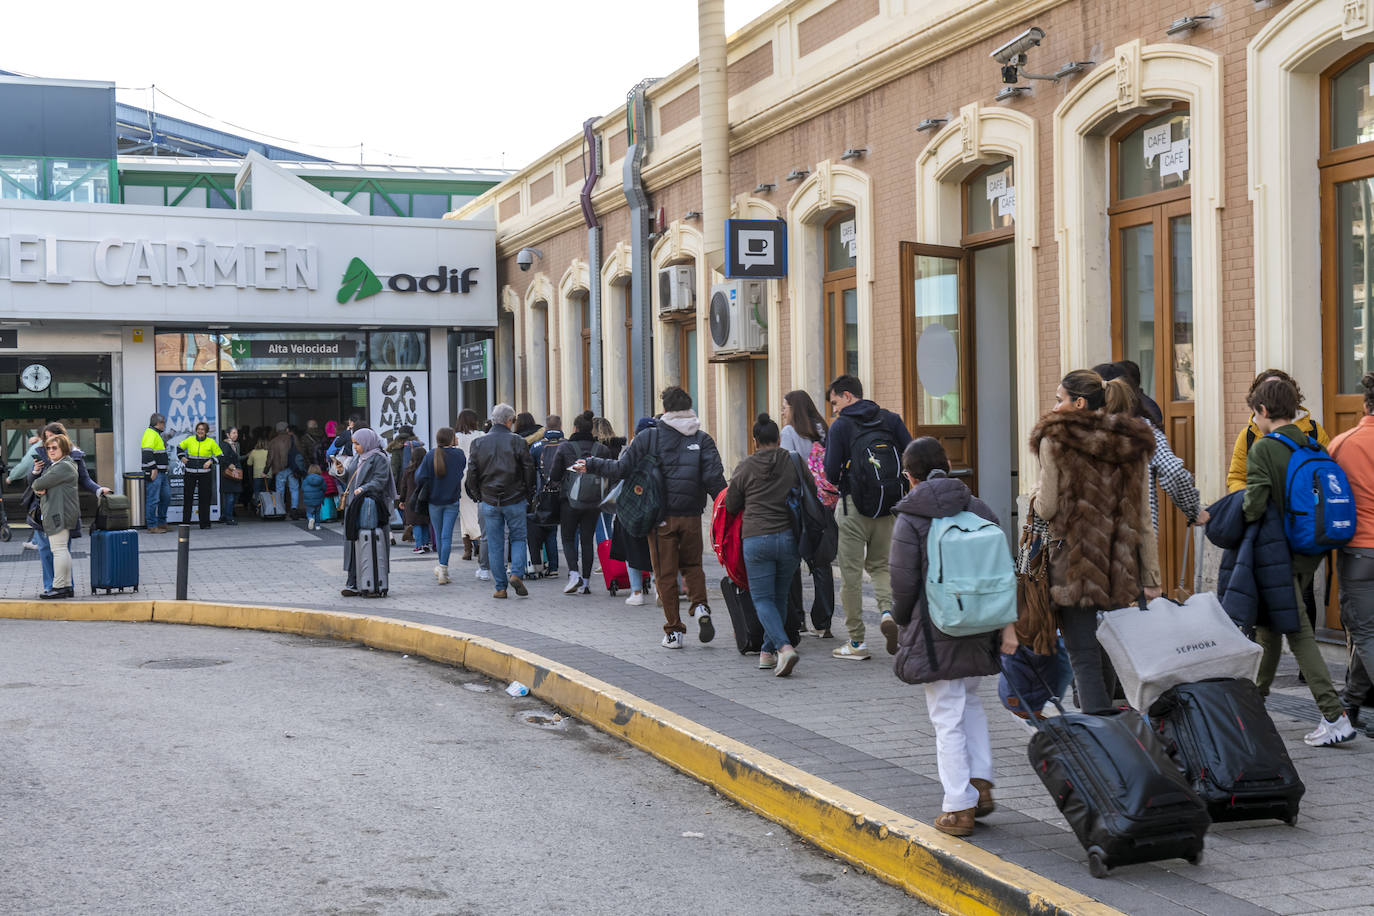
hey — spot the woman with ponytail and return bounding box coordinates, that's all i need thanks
[1029,369,1160,712]
[722,413,818,677]
[415,427,465,585]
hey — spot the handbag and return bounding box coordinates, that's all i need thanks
[1014,498,1059,656]
[225,465,244,481]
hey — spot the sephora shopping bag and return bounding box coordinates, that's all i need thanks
[1096,592,1261,711]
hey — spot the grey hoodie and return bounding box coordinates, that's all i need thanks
[889,474,1002,685]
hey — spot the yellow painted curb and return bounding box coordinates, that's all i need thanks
[0,599,1122,916]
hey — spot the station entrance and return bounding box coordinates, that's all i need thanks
[218,375,368,437]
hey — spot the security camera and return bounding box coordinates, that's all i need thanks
[516,247,542,272]
[991,26,1045,65]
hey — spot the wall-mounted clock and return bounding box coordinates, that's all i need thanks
[21,363,51,393]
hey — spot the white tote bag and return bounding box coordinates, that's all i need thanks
[1096,592,1262,712]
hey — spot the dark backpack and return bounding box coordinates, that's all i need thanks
[560,441,606,509]
[844,415,907,517]
[616,429,665,538]
[787,452,837,565]
[532,443,562,527]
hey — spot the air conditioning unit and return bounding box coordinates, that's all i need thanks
[709,280,767,356]
[657,265,695,314]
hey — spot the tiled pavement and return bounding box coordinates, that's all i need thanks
[4,518,1374,916]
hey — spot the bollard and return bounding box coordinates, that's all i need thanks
[176,524,190,600]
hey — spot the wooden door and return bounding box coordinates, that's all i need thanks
[901,242,977,491]
[1111,197,1196,596]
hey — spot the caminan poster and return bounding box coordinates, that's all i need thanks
[369,371,429,448]
[156,373,219,523]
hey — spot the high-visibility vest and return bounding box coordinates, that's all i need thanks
[141,427,167,471]
[181,436,222,473]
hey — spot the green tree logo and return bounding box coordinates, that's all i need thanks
[337,257,383,303]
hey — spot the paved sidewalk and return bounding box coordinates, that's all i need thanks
[5,518,1374,915]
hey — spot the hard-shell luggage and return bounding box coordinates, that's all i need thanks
[93,494,131,531]
[1096,592,1261,711]
[1006,662,1210,877]
[721,576,802,655]
[90,529,139,594]
[257,490,285,519]
[598,538,631,594]
[319,495,338,522]
[1150,678,1305,825]
[355,528,389,597]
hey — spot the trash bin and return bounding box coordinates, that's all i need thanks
[123,471,147,529]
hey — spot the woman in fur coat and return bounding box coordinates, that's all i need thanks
[1030,369,1161,712]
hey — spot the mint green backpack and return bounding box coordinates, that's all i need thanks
[925,511,1018,638]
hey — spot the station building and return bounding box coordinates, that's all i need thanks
[1,73,504,520]
[456,0,1374,630]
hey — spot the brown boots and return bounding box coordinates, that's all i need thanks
[462,535,473,561]
[934,780,995,838]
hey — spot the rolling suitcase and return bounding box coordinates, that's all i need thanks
[257,490,285,519]
[720,576,802,655]
[598,538,631,595]
[355,528,389,597]
[90,529,139,594]
[1005,662,1210,877]
[1150,678,1305,825]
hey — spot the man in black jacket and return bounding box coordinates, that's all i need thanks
[465,403,536,599]
[824,374,913,661]
[575,387,726,649]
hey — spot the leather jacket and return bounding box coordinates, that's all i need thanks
[464,424,535,507]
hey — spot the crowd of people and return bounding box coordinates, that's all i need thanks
[13,361,1374,838]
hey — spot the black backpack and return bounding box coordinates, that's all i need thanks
[844,415,907,517]
[786,452,837,565]
[532,443,562,527]
[616,429,665,538]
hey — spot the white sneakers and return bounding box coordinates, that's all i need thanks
[475,567,491,581]
[1304,713,1358,747]
[564,572,583,595]
[661,632,685,649]
[832,642,872,660]
[434,565,450,585]
[307,518,316,530]
[625,591,646,606]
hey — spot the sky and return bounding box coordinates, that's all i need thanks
[3,0,781,172]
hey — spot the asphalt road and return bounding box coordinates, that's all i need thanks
[0,620,933,916]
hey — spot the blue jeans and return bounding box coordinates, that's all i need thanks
[429,503,461,565]
[221,493,237,522]
[35,528,54,591]
[742,530,802,654]
[413,524,431,548]
[146,471,171,528]
[481,502,527,590]
[531,524,558,573]
[275,470,300,511]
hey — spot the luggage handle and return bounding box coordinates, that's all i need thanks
[998,653,1067,730]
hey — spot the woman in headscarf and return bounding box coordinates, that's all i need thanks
[337,427,398,597]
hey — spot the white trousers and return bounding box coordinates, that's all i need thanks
[50,528,72,589]
[922,677,994,812]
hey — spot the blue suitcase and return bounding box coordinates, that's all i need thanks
[90,529,139,594]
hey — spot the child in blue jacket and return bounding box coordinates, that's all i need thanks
[302,464,327,530]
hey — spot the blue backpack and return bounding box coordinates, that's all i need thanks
[1266,432,1356,555]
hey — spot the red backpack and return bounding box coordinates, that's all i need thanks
[711,488,749,589]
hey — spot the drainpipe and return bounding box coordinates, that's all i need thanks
[581,117,604,416]
[698,0,729,274]
[623,79,657,427]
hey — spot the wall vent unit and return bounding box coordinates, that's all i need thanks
[657,265,696,314]
[709,280,767,355]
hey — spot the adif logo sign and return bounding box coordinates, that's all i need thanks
[337,257,478,304]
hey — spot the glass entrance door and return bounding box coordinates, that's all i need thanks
[902,243,976,491]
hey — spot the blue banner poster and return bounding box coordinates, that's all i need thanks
[157,373,219,524]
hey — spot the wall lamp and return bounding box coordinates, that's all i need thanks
[916,118,948,133]
[754,182,777,193]
[785,169,810,182]
[840,147,867,161]
[1166,15,1213,36]
[683,210,702,220]
[994,86,1031,102]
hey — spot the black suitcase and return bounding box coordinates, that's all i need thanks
[1150,678,1305,825]
[720,577,802,654]
[1007,665,1210,877]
